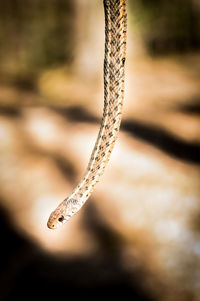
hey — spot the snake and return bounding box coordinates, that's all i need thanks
[47,0,127,229]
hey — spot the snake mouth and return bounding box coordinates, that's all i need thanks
[47,211,72,229]
[47,219,65,230]
[47,221,57,230]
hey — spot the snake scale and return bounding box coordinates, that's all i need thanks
[47,0,127,229]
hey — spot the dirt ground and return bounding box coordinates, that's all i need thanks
[0,52,199,300]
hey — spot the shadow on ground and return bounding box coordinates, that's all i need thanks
[0,204,155,301]
[122,120,200,164]
[53,105,200,164]
[176,98,200,115]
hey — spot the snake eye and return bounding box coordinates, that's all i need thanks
[58,215,64,222]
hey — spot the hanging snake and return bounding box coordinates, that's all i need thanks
[47,0,127,229]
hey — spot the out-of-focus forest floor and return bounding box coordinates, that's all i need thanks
[0,52,200,301]
[0,0,200,300]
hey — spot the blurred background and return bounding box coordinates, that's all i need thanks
[0,0,200,300]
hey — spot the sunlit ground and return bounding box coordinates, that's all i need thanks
[0,52,200,300]
[0,1,200,299]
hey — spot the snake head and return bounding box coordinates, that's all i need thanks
[47,198,79,230]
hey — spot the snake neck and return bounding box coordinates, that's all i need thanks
[70,0,127,205]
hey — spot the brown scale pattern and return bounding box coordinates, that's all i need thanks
[47,0,127,229]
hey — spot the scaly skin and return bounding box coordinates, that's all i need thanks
[47,0,127,229]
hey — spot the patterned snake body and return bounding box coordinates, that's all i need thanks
[47,0,127,229]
